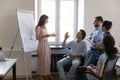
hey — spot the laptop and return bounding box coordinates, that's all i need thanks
[0,51,5,61]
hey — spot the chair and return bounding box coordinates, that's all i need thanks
[85,56,119,80]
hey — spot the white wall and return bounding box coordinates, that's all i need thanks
[84,0,120,74]
[0,0,34,78]
[84,0,120,49]
[0,0,34,51]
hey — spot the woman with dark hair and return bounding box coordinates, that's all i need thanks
[35,14,56,80]
[75,36,118,80]
[102,36,117,59]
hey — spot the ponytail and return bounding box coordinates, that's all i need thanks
[105,47,118,59]
[103,36,117,59]
[113,47,118,53]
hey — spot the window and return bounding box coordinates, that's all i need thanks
[60,0,74,42]
[35,0,84,45]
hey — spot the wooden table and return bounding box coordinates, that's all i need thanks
[0,58,17,80]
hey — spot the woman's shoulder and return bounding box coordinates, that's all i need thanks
[99,53,107,62]
[36,26,41,29]
[100,53,107,58]
[36,26,46,31]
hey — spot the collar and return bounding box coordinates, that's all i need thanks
[95,27,101,30]
[76,39,82,43]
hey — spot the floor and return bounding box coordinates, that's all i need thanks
[3,74,120,80]
[4,74,75,80]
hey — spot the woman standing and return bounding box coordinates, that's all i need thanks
[36,14,56,80]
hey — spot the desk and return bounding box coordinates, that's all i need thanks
[0,58,17,80]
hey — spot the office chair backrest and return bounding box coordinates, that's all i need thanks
[102,56,119,80]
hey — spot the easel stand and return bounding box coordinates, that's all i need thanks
[7,29,19,58]
[7,29,29,80]
[23,52,29,80]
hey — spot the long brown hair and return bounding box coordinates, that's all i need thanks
[103,36,118,59]
[37,14,48,27]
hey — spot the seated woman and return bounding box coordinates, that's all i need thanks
[75,35,118,80]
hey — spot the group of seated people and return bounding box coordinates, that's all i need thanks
[57,16,118,80]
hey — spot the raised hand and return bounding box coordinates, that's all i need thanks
[64,32,70,40]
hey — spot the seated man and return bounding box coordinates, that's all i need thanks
[57,29,87,80]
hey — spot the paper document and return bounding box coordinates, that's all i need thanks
[86,37,95,45]
[116,58,120,67]
[64,48,72,55]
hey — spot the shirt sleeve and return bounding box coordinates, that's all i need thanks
[99,54,107,63]
[91,30,100,42]
[81,42,87,57]
[62,41,73,49]
[92,29,103,44]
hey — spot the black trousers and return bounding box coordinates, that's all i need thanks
[75,66,87,80]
